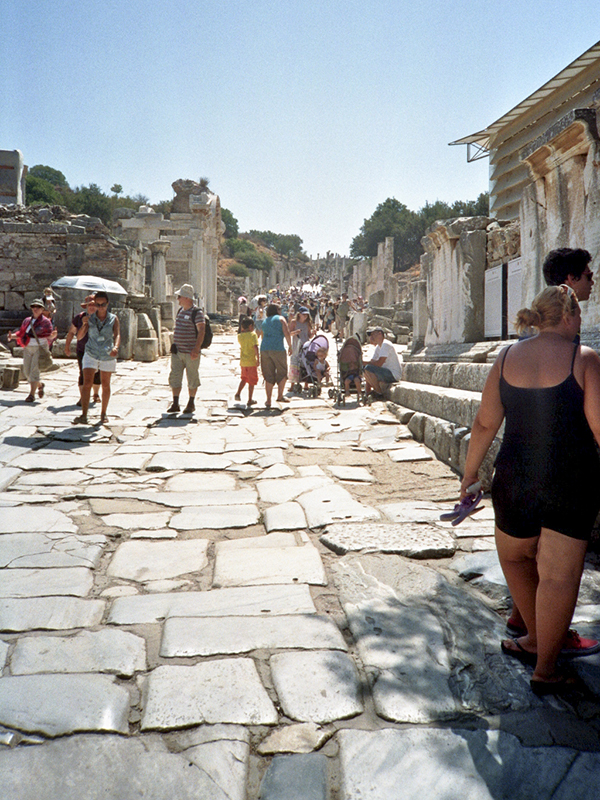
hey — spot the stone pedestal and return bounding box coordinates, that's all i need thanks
[115,308,136,360]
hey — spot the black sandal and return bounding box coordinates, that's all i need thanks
[530,674,577,696]
[501,639,537,667]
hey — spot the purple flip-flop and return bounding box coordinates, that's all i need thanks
[440,483,483,526]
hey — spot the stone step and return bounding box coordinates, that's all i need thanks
[389,380,482,428]
[402,361,492,392]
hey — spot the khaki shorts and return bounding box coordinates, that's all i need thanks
[169,351,201,390]
[261,350,287,384]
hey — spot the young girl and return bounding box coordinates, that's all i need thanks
[235,317,259,406]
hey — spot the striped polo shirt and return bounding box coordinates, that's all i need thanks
[174,306,204,353]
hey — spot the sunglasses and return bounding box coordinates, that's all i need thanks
[95,301,108,307]
[582,271,594,281]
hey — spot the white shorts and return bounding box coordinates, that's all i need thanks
[82,353,116,373]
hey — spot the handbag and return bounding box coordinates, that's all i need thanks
[31,327,54,372]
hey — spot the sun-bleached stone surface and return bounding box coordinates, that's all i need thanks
[0,673,130,735]
[387,446,433,462]
[146,452,232,471]
[141,659,278,729]
[165,472,236,491]
[297,485,379,528]
[320,522,456,558]
[0,734,247,800]
[326,466,373,482]
[102,512,173,530]
[107,540,209,582]
[263,502,308,532]
[0,567,94,598]
[257,722,332,755]
[0,596,105,631]
[271,650,363,723]
[213,542,327,587]
[137,488,257,507]
[108,584,317,624]
[10,629,146,676]
[256,476,329,504]
[169,503,260,530]
[0,532,106,568]
[160,614,346,657]
[0,506,77,533]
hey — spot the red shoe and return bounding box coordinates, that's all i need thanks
[561,629,600,657]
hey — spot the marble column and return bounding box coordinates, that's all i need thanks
[148,240,171,304]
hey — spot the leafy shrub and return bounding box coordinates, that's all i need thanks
[228,263,250,278]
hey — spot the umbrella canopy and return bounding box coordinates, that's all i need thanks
[51,275,128,295]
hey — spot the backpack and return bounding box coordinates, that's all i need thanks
[191,308,212,349]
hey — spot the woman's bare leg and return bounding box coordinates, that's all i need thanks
[533,528,587,680]
[495,527,539,653]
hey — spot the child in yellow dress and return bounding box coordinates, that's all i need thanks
[235,317,260,405]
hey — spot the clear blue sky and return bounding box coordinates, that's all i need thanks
[2,1,598,257]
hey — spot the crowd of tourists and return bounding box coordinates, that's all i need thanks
[7,249,600,698]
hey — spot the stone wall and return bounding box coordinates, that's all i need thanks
[0,214,143,324]
[520,107,600,330]
[421,217,490,346]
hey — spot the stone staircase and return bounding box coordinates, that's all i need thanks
[388,343,512,482]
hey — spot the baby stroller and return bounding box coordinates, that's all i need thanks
[298,334,329,398]
[329,335,364,406]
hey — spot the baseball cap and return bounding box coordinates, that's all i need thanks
[367,326,385,335]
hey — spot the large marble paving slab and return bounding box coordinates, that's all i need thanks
[102,512,173,530]
[136,488,257,507]
[320,522,455,558]
[387,446,433,462]
[380,501,445,524]
[160,614,346,656]
[107,540,209,582]
[146,452,233,471]
[338,728,600,800]
[213,542,327,587]
[165,472,236,491]
[87,453,151,470]
[0,596,105,631]
[271,650,363,723]
[326,466,373,482]
[0,673,130,735]
[256,476,329,504]
[0,734,247,800]
[169,505,260,530]
[141,659,278,729]
[297,485,379,528]
[0,532,106,568]
[0,506,77,533]
[0,567,93,598]
[11,629,146,676]
[264,502,308,532]
[108,584,317,624]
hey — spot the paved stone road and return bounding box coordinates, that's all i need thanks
[1,333,600,799]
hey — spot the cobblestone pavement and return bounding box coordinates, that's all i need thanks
[1,333,600,799]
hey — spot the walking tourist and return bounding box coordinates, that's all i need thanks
[167,284,205,415]
[461,285,600,695]
[64,295,101,407]
[507,248,595,638]
[260,303,293,408]
[235,316,259,406]
[335,293,354,339]
[73,291,120,425]
[363,327,402,397]
[8,299,53,402]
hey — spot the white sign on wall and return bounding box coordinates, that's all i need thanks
[507,257,523,336]
[484,265,503,338]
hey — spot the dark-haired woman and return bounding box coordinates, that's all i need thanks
[462,285,600,694]
[260,304,292,408]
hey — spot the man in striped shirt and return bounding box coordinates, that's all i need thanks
[167,284,205,414]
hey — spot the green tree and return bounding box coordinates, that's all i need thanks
[350,198,421,270]
[152,199,173,216]
[274,234,303,260]
[221,208,238,238]
[71,184,112,225]
[110,184,123,196]
[29,165,68,188]
[25,175,65,206]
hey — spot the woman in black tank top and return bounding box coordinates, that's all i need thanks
[461,285,600,694]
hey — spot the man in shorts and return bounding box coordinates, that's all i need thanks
[364,327,402,397]
[168,284,205,414]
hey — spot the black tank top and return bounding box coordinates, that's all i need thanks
[496,344,599,489]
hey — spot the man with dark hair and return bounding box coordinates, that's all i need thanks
[542,248,594,301]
